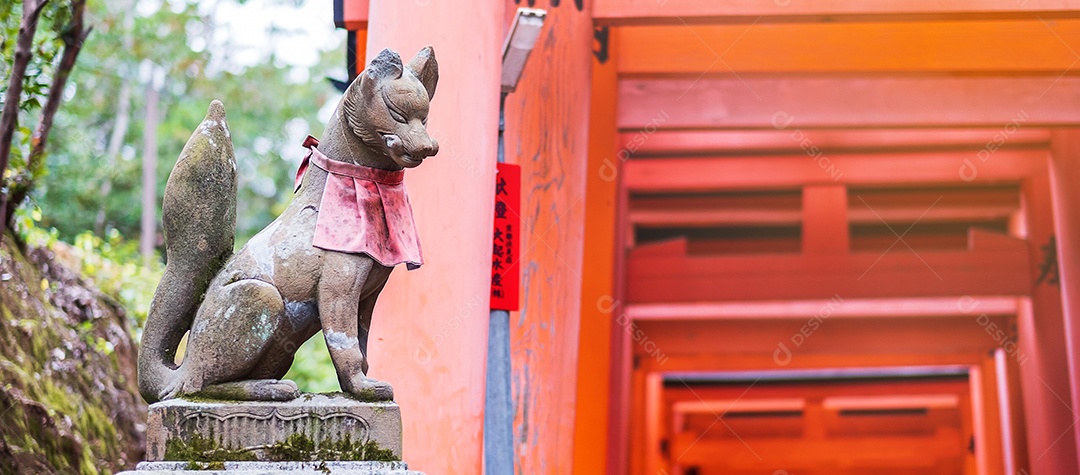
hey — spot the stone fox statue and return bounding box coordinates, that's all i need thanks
[138,47,439,403]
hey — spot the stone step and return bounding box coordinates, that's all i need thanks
[117,461,424,474]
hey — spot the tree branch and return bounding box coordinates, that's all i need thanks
[0,0,51,229]
[4,0,91,229]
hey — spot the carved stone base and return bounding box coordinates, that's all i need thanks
[117,461,424,474]
[145,394,403,462]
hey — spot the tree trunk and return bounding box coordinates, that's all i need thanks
[5,0,91,228]
[0,0,50,231]
[140,69,163,267]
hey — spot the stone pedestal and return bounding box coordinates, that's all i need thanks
[119,461,424,474]
[119,394,423,474]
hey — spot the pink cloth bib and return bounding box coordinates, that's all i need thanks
[295,136,422,270]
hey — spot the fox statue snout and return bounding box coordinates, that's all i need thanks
[382,129,439,166]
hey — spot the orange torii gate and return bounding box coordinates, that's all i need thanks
[333,1,1080,474]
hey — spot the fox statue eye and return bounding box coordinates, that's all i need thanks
[382,95,408,124]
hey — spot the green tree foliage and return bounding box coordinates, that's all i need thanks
[1,0,77,211]
[5,0,347,393]
[33,0,343,245]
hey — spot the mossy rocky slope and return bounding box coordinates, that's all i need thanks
[0,235,146,474]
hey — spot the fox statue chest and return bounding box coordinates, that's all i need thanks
[211,166,395,322]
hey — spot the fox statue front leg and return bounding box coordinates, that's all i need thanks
[318,252,394,401]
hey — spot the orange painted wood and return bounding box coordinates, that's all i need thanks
[594,0,1080,25]
[1017,171,1078,474]
[971,358,1007,474]
[502,4,594,474]
[341,0,369,29]
[660,379,971,473]
[628,367,646,475]
[610,184,634,475]
[623,151,1049,192]
[671,432,964,469]
[644,373,664,475]
[803,185,850,254]
[363,2,505,473]
[617,21,1080,75]
[627,249,1031,303]
[641,353,985,373]
[353,28,367,75]
[665,379,971,403]
[571,31,620,475]
[626,296,1019,320]
[622,129,1052,156]
[619,77,1080,129]
[996,349,1029,474]
[629,187,1020,228]
[631,316,1015,359]
[1049,129,1080,468]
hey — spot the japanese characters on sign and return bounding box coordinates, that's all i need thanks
[491,163,521,311]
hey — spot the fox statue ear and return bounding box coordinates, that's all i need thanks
[406,46,439,100]
[368,48,404,80]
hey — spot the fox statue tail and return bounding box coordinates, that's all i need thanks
[138,100,237,403]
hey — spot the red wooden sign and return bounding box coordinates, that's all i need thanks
[491,163,521,311]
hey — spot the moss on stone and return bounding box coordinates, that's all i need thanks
[183,461,225,470]
[263,433,398,462]
[164,433,257,463]
[355,388,379,402]
[163,432,397,463]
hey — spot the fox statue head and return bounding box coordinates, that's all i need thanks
[340,47,440,169]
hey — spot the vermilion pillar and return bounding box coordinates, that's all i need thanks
[502,3,594,473]
[364,3,504,474]
[1050,129,1080,469]
[1018,171,1078,475]
[572,29,620,475]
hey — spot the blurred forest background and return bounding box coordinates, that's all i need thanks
[2,0,345,395]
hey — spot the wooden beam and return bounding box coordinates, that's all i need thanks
[594,0,1080,26]
[674,398,808,414]
[666,379,970,404]
[617,21,1080,76]
[670,432,963,468]
[632,316,1015,359]
[624,151,1048,193]
[822,394,960,410]
[643,353,984,373]
[621,129,1052,156]
[627,248,1030,302]
[619,77,1080,129]
[631,204,1019,228]
[626,296,1019,320]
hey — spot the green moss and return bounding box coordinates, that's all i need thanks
[263,433,398,462]
[164,432,397,463]
[183,461,225,470]
[355,388,379,402]
[164,433,257,462]
[0,234,145,474]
